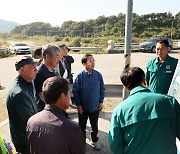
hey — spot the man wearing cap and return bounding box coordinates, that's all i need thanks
[145,39,178,94]
[34,45,60,111]
[6,57,39,154]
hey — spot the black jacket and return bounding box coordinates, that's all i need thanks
[59,56,74,83]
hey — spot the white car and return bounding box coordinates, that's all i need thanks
[9,42,31,54]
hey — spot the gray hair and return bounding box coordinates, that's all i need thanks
[42,45,60,59]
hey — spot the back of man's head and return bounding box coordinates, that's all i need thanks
[120,67,145,90]
[42,45,60,59]
[42,76,69,105]
[33,48,42,58]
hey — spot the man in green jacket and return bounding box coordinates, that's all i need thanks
[6,57,39,154]
[145,39,178,94]
[109,67,180,154]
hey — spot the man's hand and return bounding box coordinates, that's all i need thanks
[99,103,103,111]
[77,106,83,114]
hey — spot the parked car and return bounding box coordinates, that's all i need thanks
[9,42,31,54]
[139,37,173,53]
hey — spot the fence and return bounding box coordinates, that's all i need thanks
[0,48,8,52]
[114,43,140,50]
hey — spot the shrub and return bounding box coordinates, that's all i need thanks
[69,37,81,47]
[54,36,62,42]
[0,50,13,58]
[63,37,71,42]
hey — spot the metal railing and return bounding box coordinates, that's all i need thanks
[114,43,139,50]
[69,47,102,51]
[0,48,8,52]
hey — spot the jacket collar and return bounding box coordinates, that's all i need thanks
[17,75,32,86]
[155,54,170,64]
[44,104,68,118]
[84,69,93,73]
[130,86,151,96]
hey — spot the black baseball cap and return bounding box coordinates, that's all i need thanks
[15,57,39,71]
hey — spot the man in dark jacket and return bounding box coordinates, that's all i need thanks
[58,44,74,83]
[34,45,60,111]
[6,57,39,154]
[27,77,85,154]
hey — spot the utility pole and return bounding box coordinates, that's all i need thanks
[46,30,49,37]
[83,25,86,37]
[123,0,133,100]
[171,20,173,39]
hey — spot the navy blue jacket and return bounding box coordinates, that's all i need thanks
[73,69,105,113]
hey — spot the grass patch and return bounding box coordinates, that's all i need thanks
[0,51,14,58]
[69,50,108,54]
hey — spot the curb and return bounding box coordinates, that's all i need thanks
[0,118,9,129]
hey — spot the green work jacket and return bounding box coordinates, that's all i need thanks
[109,86,180,154]
[145,55,178,94]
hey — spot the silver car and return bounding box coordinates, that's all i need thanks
[9,42,31,54]
[139,38,173,53]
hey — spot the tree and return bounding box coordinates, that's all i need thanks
[95,16,107,26]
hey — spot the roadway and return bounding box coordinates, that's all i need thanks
[0,50,179,153]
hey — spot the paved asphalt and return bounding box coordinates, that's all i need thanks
[0,51,179,153]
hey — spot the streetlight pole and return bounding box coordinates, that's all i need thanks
[171,20,173,39]
[123,0,133,100]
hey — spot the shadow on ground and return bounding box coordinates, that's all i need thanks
[68,108,113,154]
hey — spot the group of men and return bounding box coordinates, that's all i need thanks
[4,39,179,154]
[109,39,179,154]
[6,44,105,154]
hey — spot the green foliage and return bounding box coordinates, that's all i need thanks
[54,36,62,42]
[0,40,10,47]
[63,37,71,42]
[69,37,81,47]
[10,12,180,39]
[0,50,13,58]
[70,50,108,54]
[81,38,92,44]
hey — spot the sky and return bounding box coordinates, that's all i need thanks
[0,0,180,27]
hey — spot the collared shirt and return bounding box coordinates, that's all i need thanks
[84,69,92,76]
[6,76,38,147]
[109,86,180,154]
[73,69,105,113]
[145,55,178,94]
[27,105,85,154]
[57,58,69,79]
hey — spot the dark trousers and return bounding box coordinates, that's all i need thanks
[15,145,30,154]
[78,110,99,142]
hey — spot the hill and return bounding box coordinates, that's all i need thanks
[9,12,180,39]
[0,19,20,33]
